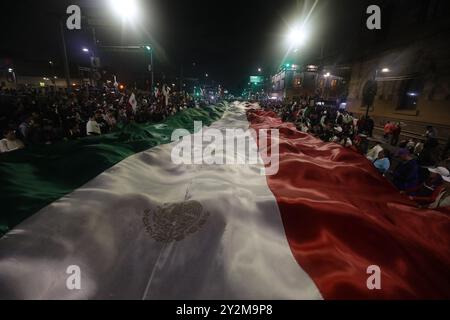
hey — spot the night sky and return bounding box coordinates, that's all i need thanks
[1,0,393,92]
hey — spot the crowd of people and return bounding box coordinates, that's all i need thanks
[1,88,449,209]
[0,83,201,153]
[261,97,450,209]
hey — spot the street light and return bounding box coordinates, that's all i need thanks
[258,68,262,73]
[82,48,90,53]
[142,45,154,92]
[109,0,138,22]
[375,67,390,79]
[287,25,308,49]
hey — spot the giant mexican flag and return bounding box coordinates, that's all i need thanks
[0,101,449,299]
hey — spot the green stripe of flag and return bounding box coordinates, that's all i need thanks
[0,104,226,236]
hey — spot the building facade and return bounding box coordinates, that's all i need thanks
[344,0,450,142]
[270,64,348,102]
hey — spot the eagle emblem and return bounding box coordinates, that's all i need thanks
[142,200,209,242]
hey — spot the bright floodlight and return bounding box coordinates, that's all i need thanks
[381,68,390,73]
[324,72,331,77]
[110,0,138,21]
[288,26,307,48]
[82,48,89,53]
[258,68,262,72]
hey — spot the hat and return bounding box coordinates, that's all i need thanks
[396,148,410,157]
[428,166,450,177]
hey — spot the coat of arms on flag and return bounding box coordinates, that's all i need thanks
[142,200,209,243]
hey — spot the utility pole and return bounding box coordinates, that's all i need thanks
[150,49,154,93]
[59,20,71,88]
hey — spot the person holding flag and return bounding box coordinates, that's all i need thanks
[128,92,138,114]
[162,84,170,108]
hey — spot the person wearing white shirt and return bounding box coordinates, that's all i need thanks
[86,115,101,136]
[366,143,383,161]
[0,129,25,153]
[428,175,450,209]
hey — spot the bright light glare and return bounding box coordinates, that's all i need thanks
[82,48,89,53]
[381,68,390,73]
[288,26,308,48]
[110,0,138,21]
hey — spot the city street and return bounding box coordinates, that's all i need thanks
[0,0,449,306]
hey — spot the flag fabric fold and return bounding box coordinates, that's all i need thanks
[247,108,450,299]
[0,102,322,299]
[0,102,449,300]
[0,105,225,237]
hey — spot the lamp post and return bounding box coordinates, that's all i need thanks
[49,61,57,88]
[59,19,71,88]
[143,45,154,93]
[82,48,95,86]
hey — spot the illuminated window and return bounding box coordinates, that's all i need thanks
[331,79,337,88]
[397,78,424,110]
[319,79,325,88]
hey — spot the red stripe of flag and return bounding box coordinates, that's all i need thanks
[248,109,450,299]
